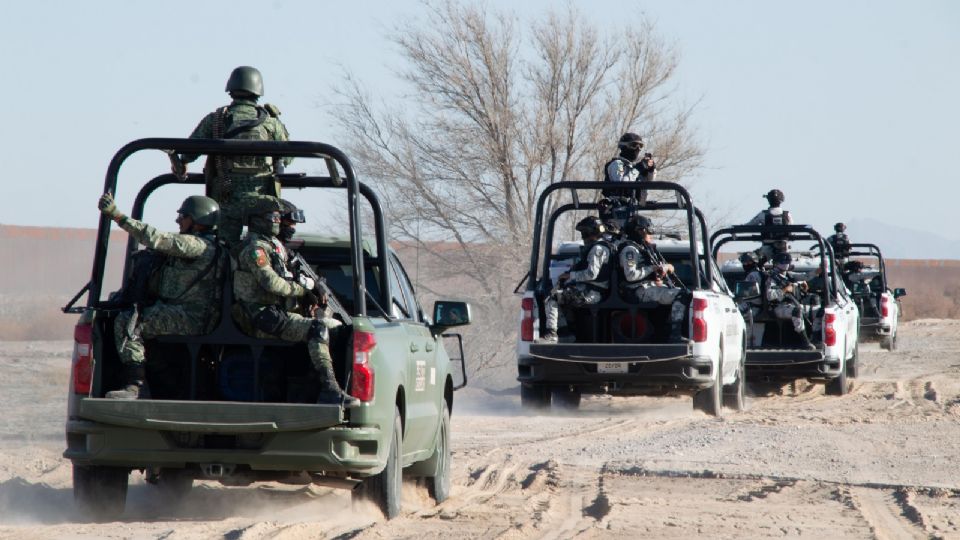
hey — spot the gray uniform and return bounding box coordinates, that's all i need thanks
[619,240,687,328]
[234,232,335,371]
[738,269,765,347]
[604,157,656,204]
[764,269,811,335]
[113,217,222,366]
[545,242,613,333]
[747,207,793,260]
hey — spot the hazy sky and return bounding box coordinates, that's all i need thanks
[3,1,958,250]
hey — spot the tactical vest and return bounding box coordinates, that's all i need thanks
[213,103,276,175]
[618,240,667,289]
[571,240,614,291]
[603,157,632,183]
[829,233,850,258]
[153,234,225,309]
[761,208,791,241]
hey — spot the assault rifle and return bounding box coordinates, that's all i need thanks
[288,251,353,325]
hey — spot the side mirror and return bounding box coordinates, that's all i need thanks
[894,288,906,298]
[734,280,761,300]
[432,300,472,328]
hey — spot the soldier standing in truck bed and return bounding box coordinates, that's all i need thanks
[178,66,292,246]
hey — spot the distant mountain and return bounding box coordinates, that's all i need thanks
[844,218,960,260]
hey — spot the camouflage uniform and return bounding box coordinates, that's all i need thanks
[233,231,334,372]
[181,98,292,244]
[113,217,222,366]
[619,239,690,341]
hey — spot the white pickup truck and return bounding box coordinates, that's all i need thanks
[713,225,860,395]
[842,243,905,350]
[516,182,747,417]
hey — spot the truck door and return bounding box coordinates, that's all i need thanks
[387,255,438,453]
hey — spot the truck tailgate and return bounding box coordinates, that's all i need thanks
[79,399,344,432]
[528,342,691,363]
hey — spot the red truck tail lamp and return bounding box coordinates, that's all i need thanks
[824,312,837,347]
[72,323,94,395]
[521,297,535,342]
[692,298,708,343]
[351,330,377,402]
[880,296,890,318]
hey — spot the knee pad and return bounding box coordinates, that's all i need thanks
[252,306,288,335]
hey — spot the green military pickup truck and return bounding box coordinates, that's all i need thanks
[62,139,470,520]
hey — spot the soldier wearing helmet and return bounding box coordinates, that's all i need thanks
[233,197,357,405]
[618,214,690,342]
[827,222,852,263]
[746,188,793,261]
[178,66,292,245]
[764,251,817,349]
[602,132,656,204]
[541,216,615,342]
[97,193,225,399]
[737,251,767,346]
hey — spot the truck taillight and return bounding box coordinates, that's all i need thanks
[881,296,890,317]
[351,330,376,402]
[72,323,93,395]
[692,297,708,343]
[824,312,837,347]
[521,297,534,342]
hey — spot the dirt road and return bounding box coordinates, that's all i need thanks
[1,320,959,539]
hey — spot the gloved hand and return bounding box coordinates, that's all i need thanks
[98,193,123,219]
[303,289,320,306]
[298,274,316,291]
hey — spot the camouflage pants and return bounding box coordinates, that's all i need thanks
[772,300,807,334]
[114,302,206,366]
[634,285,688,326]
[247,311,336,373]
[545,284,603,332]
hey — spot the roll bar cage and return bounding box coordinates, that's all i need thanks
[709,224,837,306]
[810,241,888,291]
[64,138,387,317]
[526,182,710,292]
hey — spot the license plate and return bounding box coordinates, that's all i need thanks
[597,362,629,374]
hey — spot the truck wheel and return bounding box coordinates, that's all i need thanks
[551,386,581,410]
[427,406,451,503]
[881,332,898,351]
[73,464,129,520]
[520,384,551,410]
[846,342,860,379]
[353,407,403,519]
[723,344,747,412]
[825,350,849,396]
[693,355,723,417]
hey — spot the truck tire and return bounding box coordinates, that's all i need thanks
[825,345,849,396]
[693,351,723,417]
[73,464,129,520]
[551,386,581,410]
[846,342,860,379]
[881,332,897,351]
[426,406,451,503]
[723,341,747,412]
[520,384,551,409]
[353,407,403,518]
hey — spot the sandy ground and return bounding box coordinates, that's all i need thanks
[1,321,959,539]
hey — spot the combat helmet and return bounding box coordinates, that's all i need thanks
[623,214,654,241]
[765,189,785,206]
[226,66,264,97]
[575,216,605,238]
[177,196,220,228]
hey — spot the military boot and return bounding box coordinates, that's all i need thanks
[314,362,360,407]
[106,363,145,399]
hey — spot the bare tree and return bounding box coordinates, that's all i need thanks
[329,1,704,384]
